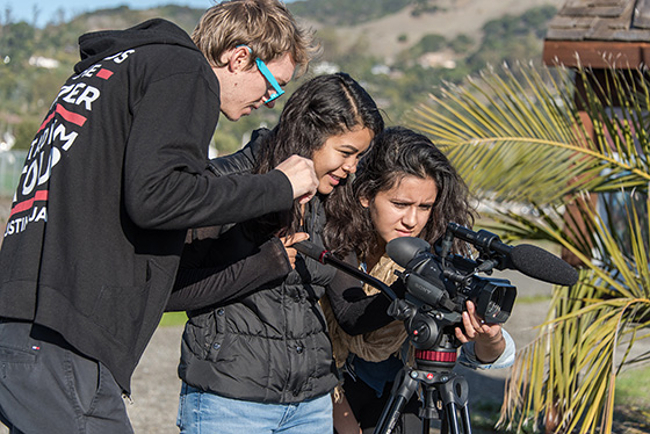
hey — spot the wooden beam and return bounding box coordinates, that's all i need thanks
[543,40,650,68]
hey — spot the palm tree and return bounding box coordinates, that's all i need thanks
[408,62,650,433]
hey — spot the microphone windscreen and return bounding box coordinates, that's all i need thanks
[510,244,578,286]
[293,240,327,263]
[386,237,431,268]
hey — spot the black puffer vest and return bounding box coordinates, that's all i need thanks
[178,196,339,403]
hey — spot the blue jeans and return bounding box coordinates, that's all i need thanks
[177,383,333,434]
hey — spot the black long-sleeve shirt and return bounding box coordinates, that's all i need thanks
[167,226,292,312]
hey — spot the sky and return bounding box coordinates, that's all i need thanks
[4,1,223,27]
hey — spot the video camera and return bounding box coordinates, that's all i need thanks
[296,222,578,354]
[385,243,514,352]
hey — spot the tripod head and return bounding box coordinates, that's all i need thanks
[385,295,461,373]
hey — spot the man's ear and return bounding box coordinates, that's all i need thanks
[225,45,252,72]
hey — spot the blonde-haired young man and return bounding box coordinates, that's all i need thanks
[0,1,317,433]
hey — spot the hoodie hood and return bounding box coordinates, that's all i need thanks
[75,18,199,73]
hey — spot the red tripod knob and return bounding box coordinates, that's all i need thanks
[415,349,457,363]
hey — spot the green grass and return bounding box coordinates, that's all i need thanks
[613,363,650,433]
[615,363,650,407]
[159,311,188,327]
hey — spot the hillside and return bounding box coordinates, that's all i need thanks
[47,0,564,63]
[300,0,565,62]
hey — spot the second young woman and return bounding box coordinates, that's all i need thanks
[323,127,516,433]
[171,73,384,434]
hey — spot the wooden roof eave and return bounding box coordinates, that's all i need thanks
[543,39,650,68]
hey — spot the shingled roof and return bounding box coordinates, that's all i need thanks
[543,0,650,67]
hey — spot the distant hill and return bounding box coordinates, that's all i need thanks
[288,0,414,26]
[59,0,564,64]
[66,5,204,35]
[296,0,565,62]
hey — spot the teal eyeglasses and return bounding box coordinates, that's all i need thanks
[254,58,285,104]
[238,45,285,104]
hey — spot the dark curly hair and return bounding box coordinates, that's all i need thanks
[250,72,384,236]
[324,126,475,259]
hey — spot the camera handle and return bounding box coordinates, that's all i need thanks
[373,350,472,434]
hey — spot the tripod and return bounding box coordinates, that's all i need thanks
[373,337,472,434]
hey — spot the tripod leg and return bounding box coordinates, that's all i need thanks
[441,404,472,434]
[438,375,471,434]
[442,402,461,434]
[421,416,430,434]
[460,405,472,434]
[373,369,419,434]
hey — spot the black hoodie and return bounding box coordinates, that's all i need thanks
[0,19,293,393]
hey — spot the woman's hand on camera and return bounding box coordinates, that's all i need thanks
[279,232,310,269]
[455,300,506,364]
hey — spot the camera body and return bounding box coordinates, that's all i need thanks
[403,251,516,324]
[387,232,517,352]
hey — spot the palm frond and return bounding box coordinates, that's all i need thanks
[408,63,650,205]
[493,201,649,432]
